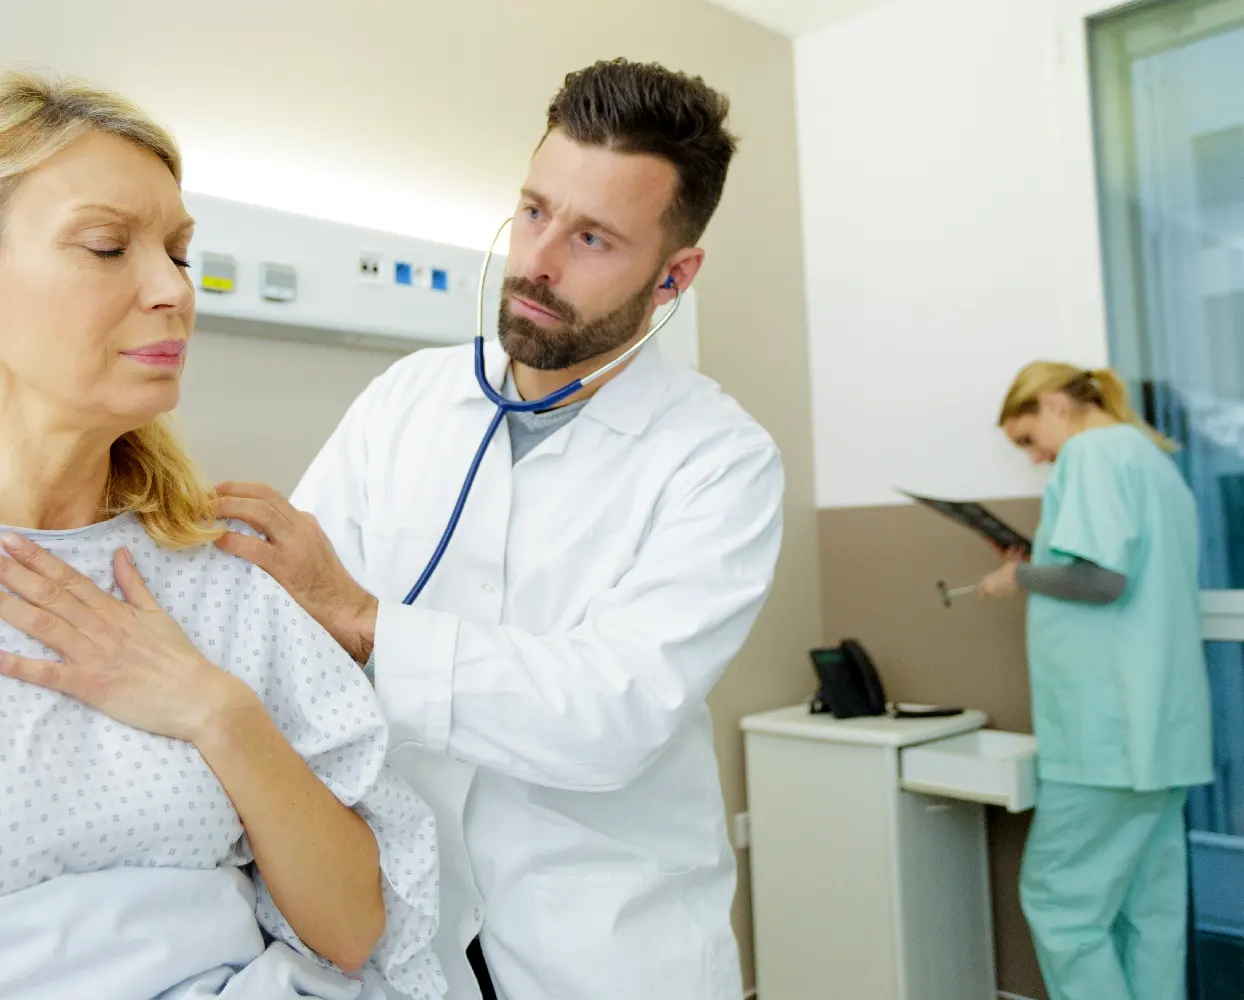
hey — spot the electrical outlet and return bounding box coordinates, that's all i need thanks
[733,811,751,850]
[358,253,383,285]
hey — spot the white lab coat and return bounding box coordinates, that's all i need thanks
[291,338,784,1000]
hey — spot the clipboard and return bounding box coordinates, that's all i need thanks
[899,490,1032,554]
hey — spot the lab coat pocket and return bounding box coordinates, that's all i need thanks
[361,524,434,601]
[528,869,726,1000]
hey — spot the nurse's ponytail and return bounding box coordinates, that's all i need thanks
[998,361,1178,453]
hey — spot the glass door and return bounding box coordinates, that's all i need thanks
[1089,1,1244,994]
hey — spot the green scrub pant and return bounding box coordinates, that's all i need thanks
[1020,780,1190,1000]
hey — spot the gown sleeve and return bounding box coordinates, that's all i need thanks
[220,539,445,999]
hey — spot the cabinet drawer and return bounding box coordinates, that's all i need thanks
[900,730,1037,813]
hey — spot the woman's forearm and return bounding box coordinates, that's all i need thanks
[193,676,385,971]
[1016,558,1127,604]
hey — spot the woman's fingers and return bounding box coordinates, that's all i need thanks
[0,554,96,632]
[0,536,231,741]
[0,533,113,616]
[978,569,1004,599]
[0,587,92,662]
[113,548,161,613]
[0,650,74,697]
[0,534,112,653]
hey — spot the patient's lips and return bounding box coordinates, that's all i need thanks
[122,340,187,367]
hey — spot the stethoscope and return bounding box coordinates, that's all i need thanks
[401,218,682,606]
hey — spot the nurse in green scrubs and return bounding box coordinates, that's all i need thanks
[977,361,1213,1000]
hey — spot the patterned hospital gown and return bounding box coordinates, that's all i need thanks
[0,513,445,999]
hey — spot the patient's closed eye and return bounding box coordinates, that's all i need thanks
[84,244,191,268]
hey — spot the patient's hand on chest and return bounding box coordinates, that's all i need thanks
[0,521,268,898]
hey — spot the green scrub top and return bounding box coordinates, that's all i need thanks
[1026,424,1213,791]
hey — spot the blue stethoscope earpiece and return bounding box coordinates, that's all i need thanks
[400,219,683,607]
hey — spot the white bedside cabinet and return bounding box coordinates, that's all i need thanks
[741,706,1036,1000]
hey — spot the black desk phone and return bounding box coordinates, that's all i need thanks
[809,640,964,720]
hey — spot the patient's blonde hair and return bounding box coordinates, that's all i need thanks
[998,360,1178,453]
[0,68,220,548]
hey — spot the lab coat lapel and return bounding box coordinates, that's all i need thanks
[514,342,671,465]
[441,341,513,604]
[580,342,668,437]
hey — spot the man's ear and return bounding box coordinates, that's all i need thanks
[654,248,705,305]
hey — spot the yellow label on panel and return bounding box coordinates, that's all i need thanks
[202,276,234,292]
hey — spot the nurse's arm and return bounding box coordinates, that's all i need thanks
[371,441,785,793]
[1016,558,1127,604]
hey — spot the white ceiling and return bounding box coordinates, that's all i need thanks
[704,0,882,38]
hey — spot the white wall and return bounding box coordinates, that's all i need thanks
[797,0,1114,509]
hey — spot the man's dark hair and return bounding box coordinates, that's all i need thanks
[545,58,738,248]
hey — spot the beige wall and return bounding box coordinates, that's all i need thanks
[819,499,1046,998]
[2,0,821,989]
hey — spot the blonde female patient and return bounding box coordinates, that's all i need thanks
[0,71,444,1000]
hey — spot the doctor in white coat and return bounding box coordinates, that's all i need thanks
[213,58,784,1000]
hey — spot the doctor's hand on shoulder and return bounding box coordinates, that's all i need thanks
[212,482,377,663]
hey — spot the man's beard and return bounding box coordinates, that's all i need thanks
[497,271,659,371]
